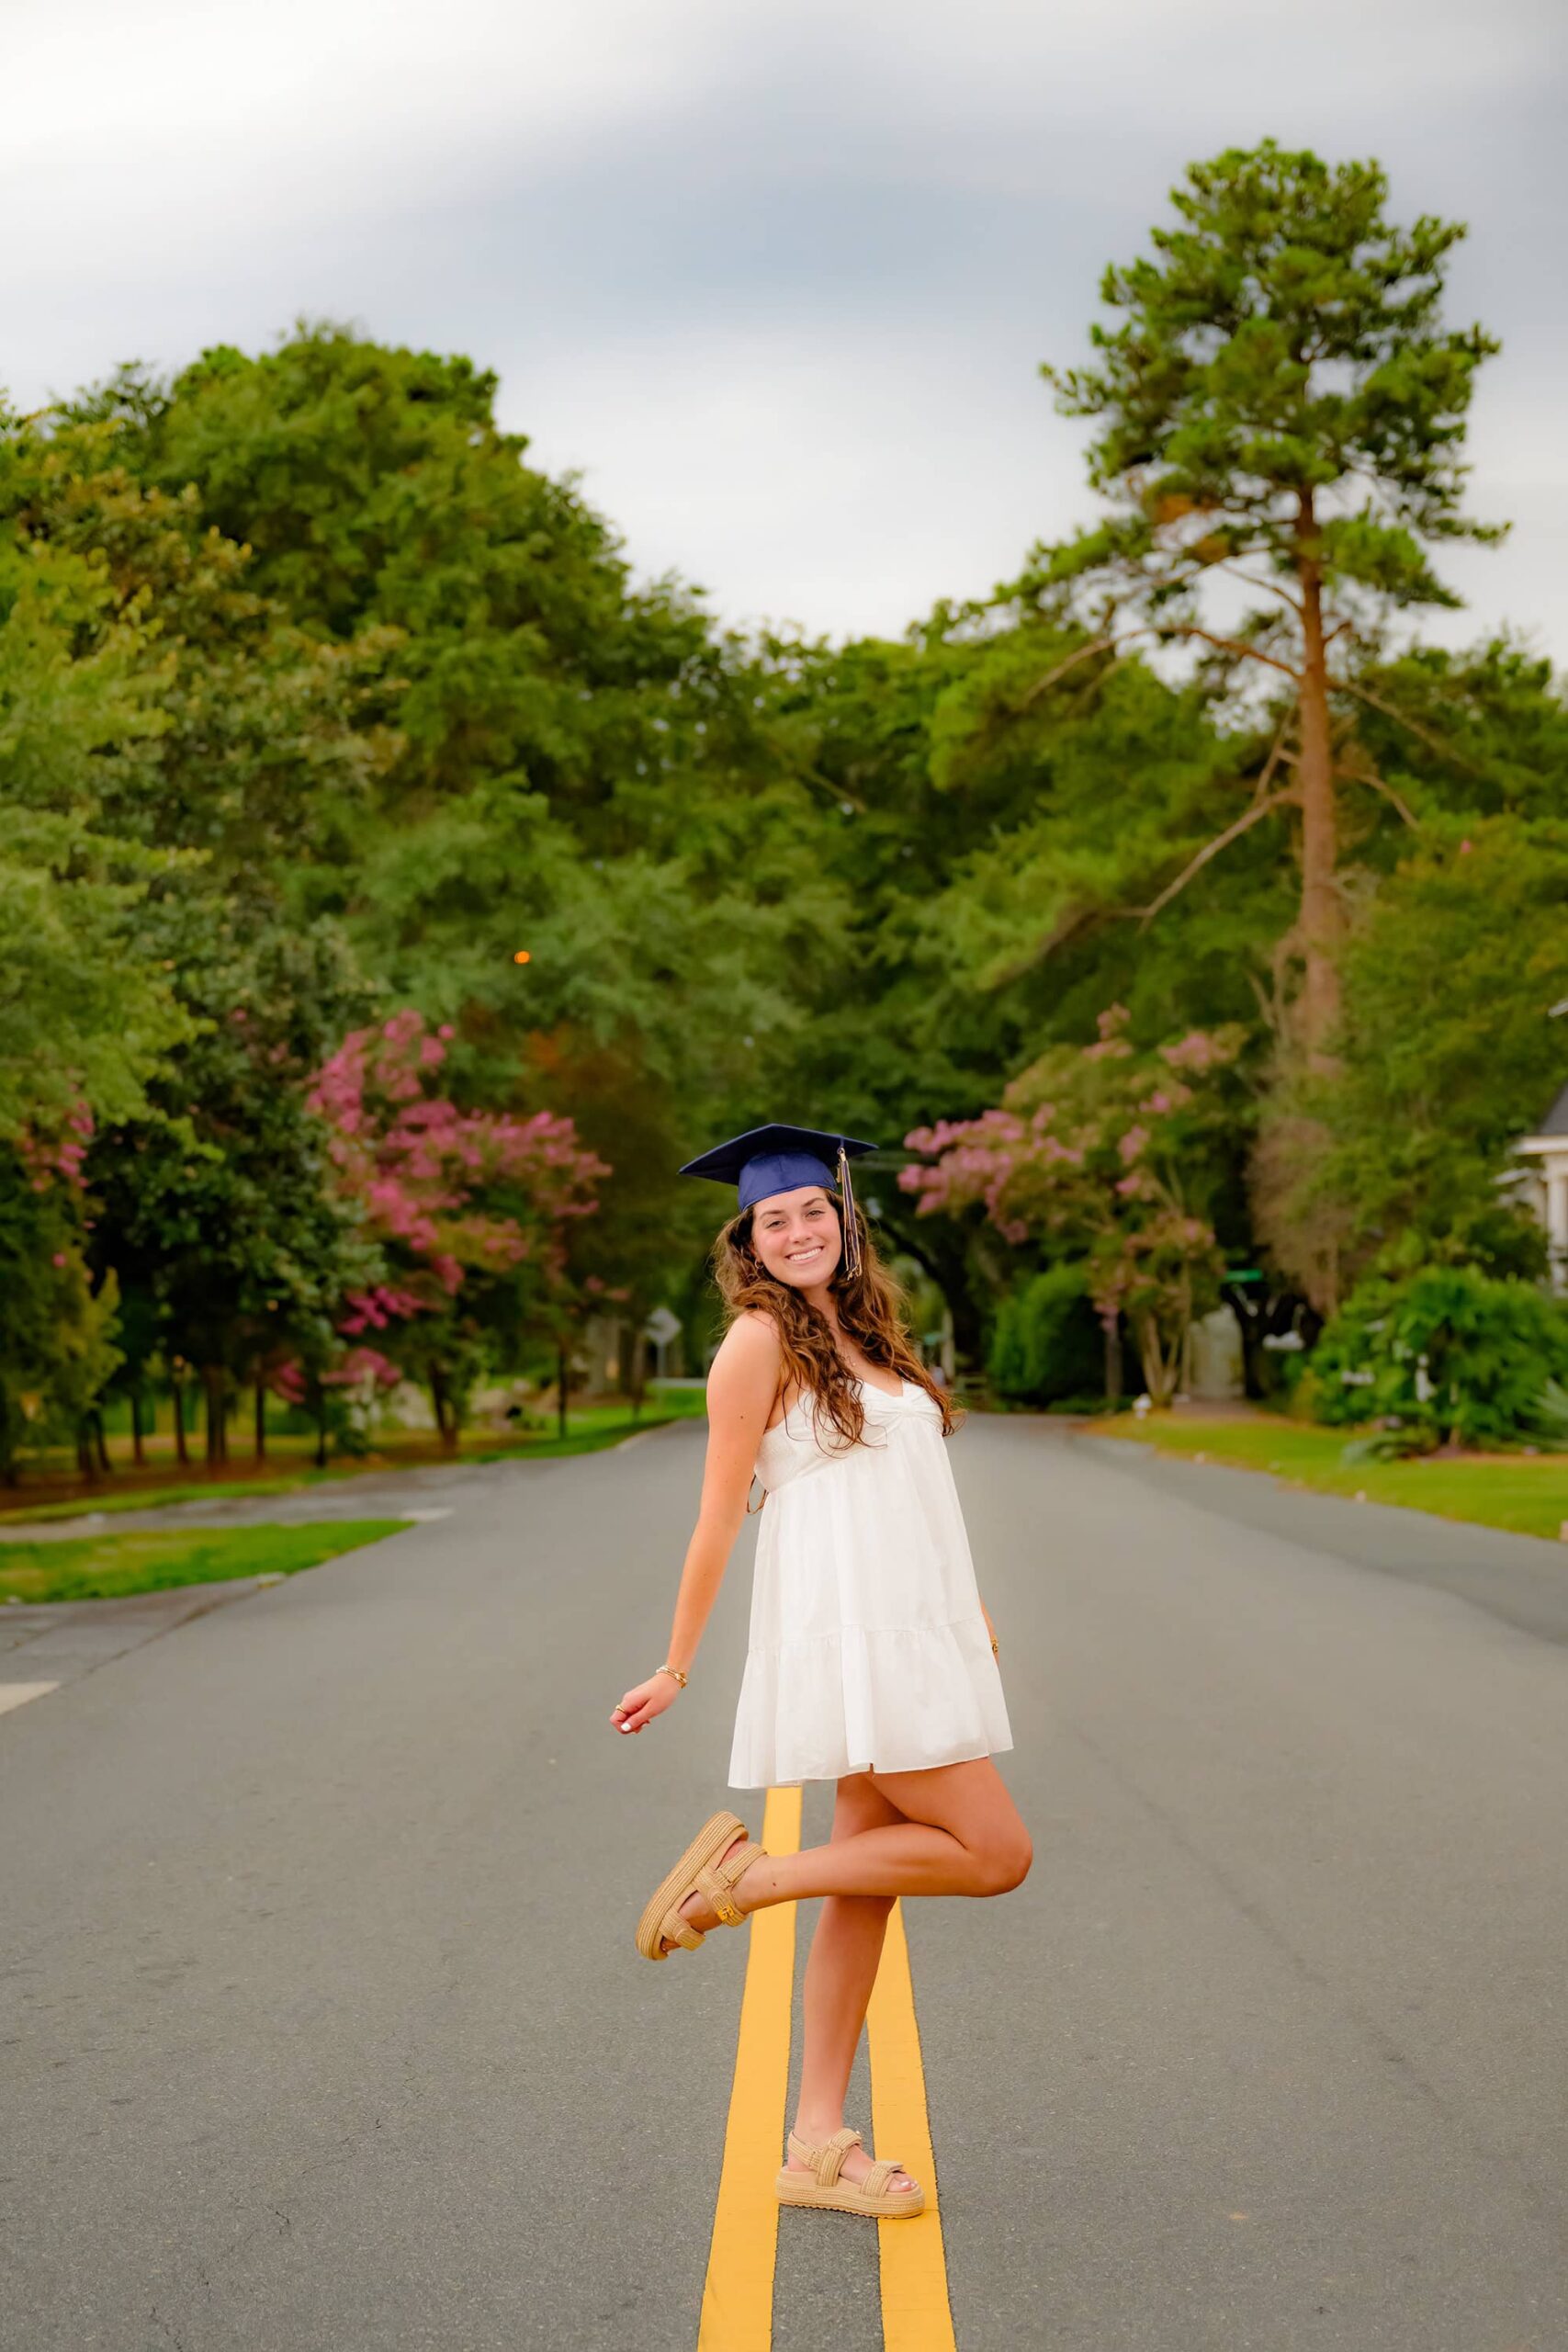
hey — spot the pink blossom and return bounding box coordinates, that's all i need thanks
[1161,1031,1215,1070]
[340,1285,429,1335]
[18,1098,96,1194]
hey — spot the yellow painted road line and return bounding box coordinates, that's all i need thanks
[868,1898,959,2350]
[697,1783,803,2350]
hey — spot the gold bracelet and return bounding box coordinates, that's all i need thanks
[989,1636,999,1656]
[658,1661,689,1688]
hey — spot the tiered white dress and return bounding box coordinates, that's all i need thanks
[727,1375,1014,1789]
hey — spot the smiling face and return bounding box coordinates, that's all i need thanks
[749,1183,842,1290]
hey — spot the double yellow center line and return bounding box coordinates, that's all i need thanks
[697,1785,959,2350]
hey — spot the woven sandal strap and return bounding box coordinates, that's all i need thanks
[692,1861,735,1924]
[818,2126,862,2187]
[862,2158,901,2197]
[710,1838,764,1928]
[718,1837,763,1879]
[661,1906,705,1952]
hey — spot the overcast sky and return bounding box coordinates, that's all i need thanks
[6,0,1565,665]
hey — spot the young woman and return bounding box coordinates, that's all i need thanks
[610,1125,1031,2222]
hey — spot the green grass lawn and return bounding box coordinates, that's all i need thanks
[1096,1414,1568,1543]
[0,1521,407,1606]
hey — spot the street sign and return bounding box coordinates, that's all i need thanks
[644,1306,682,1346]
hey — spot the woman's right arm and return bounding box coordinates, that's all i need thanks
[609,1312,781,1737]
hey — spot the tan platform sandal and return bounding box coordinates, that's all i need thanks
[775,2126,926,2219]
[635,1809,768,1961]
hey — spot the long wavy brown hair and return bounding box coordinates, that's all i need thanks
[712,1187,959,1454]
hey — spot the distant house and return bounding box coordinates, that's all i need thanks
[1513,1082,1568,1293]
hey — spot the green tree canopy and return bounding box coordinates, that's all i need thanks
[0,506,191,1138]
[1277,815,1568,1287]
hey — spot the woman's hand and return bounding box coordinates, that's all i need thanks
[611,1671,681,1736]
[979,1599,999,1655]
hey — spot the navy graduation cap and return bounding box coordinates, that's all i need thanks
[679,1123,877,1277]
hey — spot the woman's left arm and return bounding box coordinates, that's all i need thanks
[610,1313,779,1736]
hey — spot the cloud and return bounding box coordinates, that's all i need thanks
[5,0,1563,660]
[512,319,1090,636]
[3,0,739,291]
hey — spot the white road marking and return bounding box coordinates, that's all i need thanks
[0,1682,61,1717]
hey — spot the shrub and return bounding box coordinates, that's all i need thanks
[987,1265,1107,1405]
[1306,1266,1568,1450]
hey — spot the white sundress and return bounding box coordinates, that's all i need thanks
[727,1374,1015,1790]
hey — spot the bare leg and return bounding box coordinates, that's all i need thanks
[743,1755,1032,1911]
[786,1772,917,2196]
[660,1753,1030,1935]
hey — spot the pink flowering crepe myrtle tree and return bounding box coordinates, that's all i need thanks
[900,1008,1246,1408]
[305,1010,608,1449]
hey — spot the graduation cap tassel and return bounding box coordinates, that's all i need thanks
[837,1140,863,1281]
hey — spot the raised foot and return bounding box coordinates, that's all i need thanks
[657,1833,755,1956]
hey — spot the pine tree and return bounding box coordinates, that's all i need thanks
[1031,139,1503,1066]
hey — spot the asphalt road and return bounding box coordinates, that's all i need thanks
[3,1418,1566,2351]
